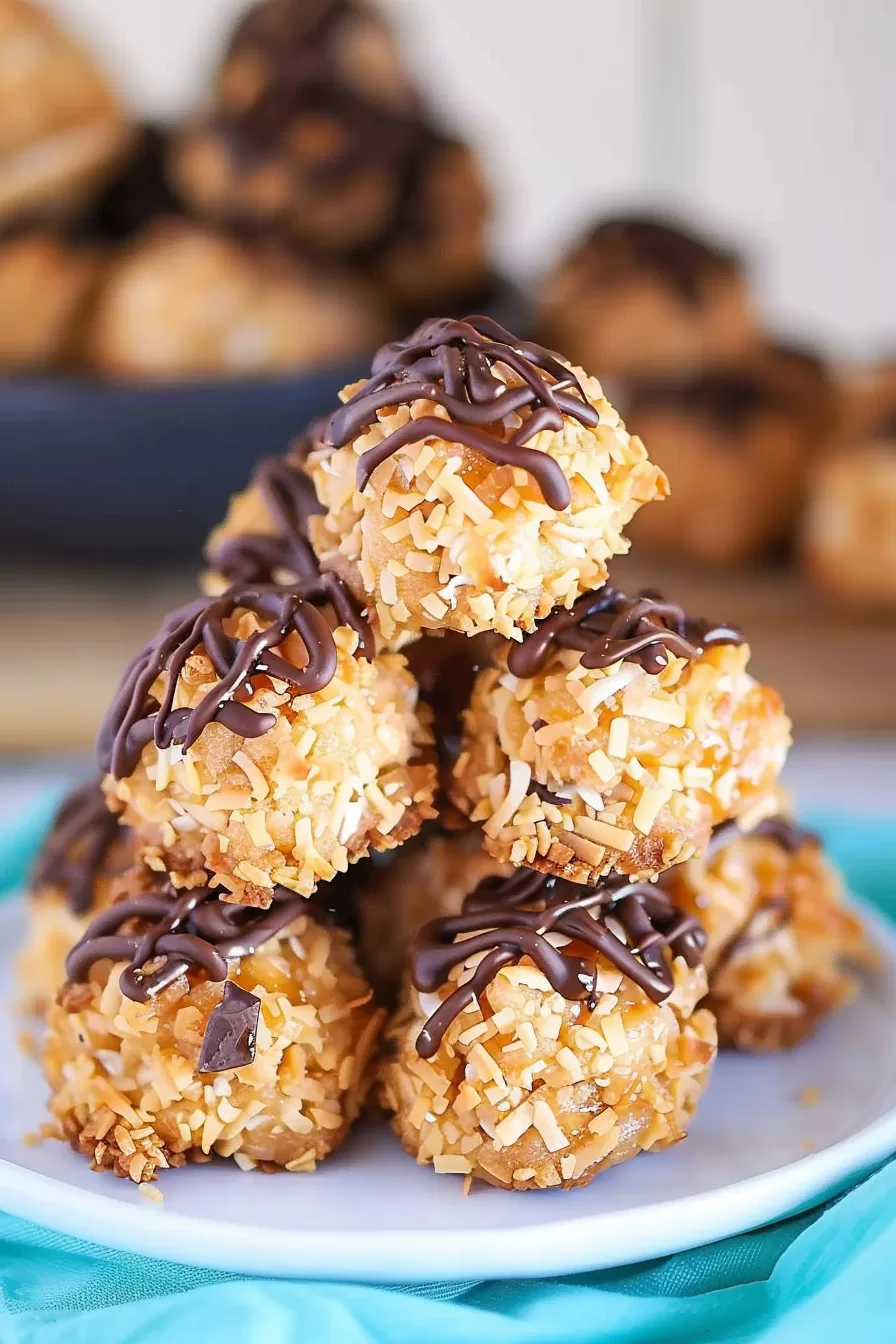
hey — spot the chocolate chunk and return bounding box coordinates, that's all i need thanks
[198,981,261,1073]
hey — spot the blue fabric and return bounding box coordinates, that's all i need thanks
[1,796,895,1343]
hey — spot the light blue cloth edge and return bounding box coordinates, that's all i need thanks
[0,792,894,1343]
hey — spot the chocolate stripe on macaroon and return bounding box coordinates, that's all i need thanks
[411,867,706,1058]
[508,586,742,679]
[98,577,374,779]
[64,878,309,1003]
[324,315,600,509]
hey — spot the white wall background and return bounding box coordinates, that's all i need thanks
[49,0,896,357]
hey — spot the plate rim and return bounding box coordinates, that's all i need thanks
[1,896,894,1284]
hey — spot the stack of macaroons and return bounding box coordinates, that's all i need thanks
[0,0,492,379]
[25,313,872,1190]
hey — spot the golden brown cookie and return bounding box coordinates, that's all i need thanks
[381,866,716,1190]
[624,347,831,564]
[306,316,668,645]
[801,362,896,606]
[100,580,436,905]
[82,221,388,379]
[451,588,791,882]
[354,828,509,1001]
[538,214,759,379]
[0,227,101,369]
[0,0,129,224]
[45,869,382,1182]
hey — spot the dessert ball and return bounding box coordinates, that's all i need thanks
[100,579,436,905]
[45,869,382,1182]
[354,827,509,1001]
[82,222,387,380]
[451,587,791,882]
[381,867,716,1190]
[538,214,759,379]
[801,364,896,607]
[0,226,100,369]
[18,778,131,1013]
[305,316,669,644]
[0,0,129,225]
[623,350,830,564]
[663,812,873,1051]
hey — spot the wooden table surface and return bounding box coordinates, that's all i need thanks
[2,561,895,752]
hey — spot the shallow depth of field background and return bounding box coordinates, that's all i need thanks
[48,0,894,355]
[0,0,894,790]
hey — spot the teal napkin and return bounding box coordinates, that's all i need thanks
[1,796,894,1343]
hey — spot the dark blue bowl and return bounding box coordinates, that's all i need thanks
[0,363,361,565]
[0,287,528,566]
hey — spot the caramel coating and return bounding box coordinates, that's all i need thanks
[625,350,830,565]
[381,951,715,1190]
[355,829,509,1001]
[306,368,668,645]
[0,0,128,223]
[44,905,383,1182]
[0,230,101,370]
[663,823,873,1051]
[82,222,387,380]
[105,616,436,905]
[538,216,759,379]
[451,642,790,883]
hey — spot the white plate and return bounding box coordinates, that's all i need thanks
[0,895,894,1283]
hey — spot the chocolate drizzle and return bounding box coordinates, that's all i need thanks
[210,433,325,587]
[704,814,817,862]
[508,586,742,679]
[713,896,791,972]
[411,868,706,1058]
[65,878,310,1004]
[31,781,124,916]
[324,315,600,509]
[98,579,373,780]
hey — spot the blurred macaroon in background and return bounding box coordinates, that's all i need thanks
[0,0,894,753]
